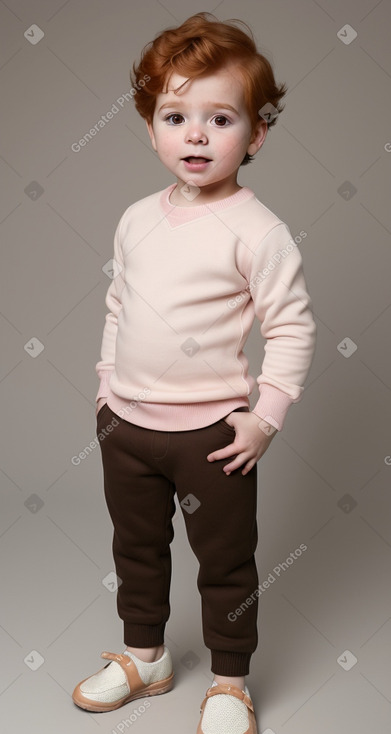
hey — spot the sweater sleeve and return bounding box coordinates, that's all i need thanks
[95,214,127,402]
[249,223,317,431]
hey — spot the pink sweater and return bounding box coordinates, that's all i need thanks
[95,183,316,432]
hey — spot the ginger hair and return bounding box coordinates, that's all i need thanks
[130,12,287,165]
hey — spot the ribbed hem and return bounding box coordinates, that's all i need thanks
[160,183,255,227]
[95,369,113,401]
[123,622,166,648]
[252,383,298,431]
[210,650,252,677]
[107,389,249,431]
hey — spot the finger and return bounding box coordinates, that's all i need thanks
[206,444,236,462]
[223,453,248,474]
[224,451,258,475]
[241,459,256,476]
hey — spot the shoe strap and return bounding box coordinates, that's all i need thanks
[200,683,254,713]
[100,651,145,692]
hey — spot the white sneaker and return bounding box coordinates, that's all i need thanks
[72,646,174,712]
[196,682,258,734]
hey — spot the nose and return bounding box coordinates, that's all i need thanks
[186,125,207,144]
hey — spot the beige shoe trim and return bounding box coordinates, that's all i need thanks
[72,650,174,713]
[100,651,146,692]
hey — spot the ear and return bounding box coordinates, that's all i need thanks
[146,119,157,151]
[247,118,268,157]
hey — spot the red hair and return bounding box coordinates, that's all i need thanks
[130,12,288,165]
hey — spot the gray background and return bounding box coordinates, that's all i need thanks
[1,0,391,732]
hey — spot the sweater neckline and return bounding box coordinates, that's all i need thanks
[160,183,254,226]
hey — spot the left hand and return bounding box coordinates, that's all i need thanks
[207,411,278,476]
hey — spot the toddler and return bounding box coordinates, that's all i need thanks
[72,12,317,734]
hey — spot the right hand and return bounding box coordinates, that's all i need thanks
[96,397,107,417]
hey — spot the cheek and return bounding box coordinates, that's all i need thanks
[217,134,247,163]
[155,132,177,157]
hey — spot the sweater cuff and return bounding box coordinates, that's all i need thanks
[96,369,114,402]
[251,384,295,432]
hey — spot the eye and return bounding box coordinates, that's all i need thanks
[164,113,184,125]
[212,115,230,127]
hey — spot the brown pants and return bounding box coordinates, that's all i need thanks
[97,403,259,676]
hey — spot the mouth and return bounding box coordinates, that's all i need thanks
[181,156,212,163]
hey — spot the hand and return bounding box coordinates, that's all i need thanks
[96,397,107,417]
[207,412,278,476]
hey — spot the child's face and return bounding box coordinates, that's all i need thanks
[146,66,267,198]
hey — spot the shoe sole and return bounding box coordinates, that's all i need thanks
[72,671,174,712]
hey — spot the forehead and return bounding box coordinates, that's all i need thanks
[160,67,244,106]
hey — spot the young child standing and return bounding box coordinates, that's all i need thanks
[72,12,317,734]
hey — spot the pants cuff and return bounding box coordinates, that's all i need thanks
[123,622,165,648]
[211,650,252,677]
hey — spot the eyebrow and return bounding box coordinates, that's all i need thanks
[157,101,239,115]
